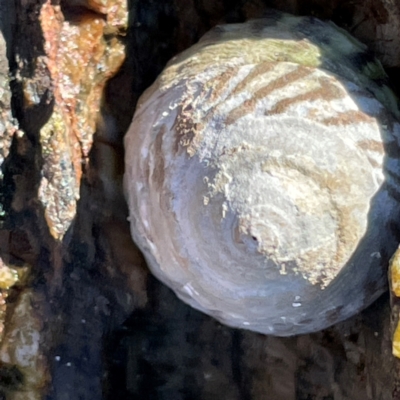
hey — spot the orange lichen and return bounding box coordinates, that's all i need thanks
[37,1,126,239]
[106,0,128,33]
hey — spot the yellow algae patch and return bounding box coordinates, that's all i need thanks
[393,319,400,358]
[0,265,19,290]
[390,247,400,297]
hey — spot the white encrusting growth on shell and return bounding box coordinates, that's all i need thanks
[124,11,400,336]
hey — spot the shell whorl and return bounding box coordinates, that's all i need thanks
[124,13,400,336]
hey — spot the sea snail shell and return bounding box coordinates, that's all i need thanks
[124,11,400,336]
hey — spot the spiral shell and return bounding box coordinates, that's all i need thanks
[124,11,400,336]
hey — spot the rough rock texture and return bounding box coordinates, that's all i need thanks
[0,0,30,347]
[1,0,400,399]
[108,284,393,400]
[0,1,147,399]
[124,13,400,336]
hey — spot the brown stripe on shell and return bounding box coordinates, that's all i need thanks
[356,139,385,168]
[152,126,167,187]
[228,62,276,97]
[268,76,345,115]
[206,65,242,104]
[356,139,385,153]
[321,110,376,126]
[363,157,380,168]
[203,63,276,125]
[225,65,312,125]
